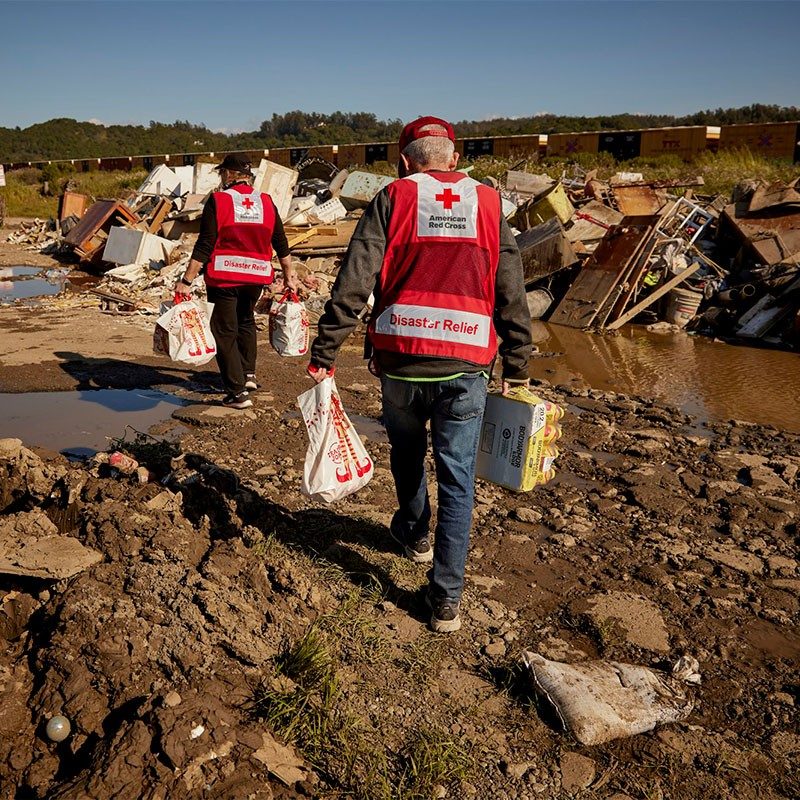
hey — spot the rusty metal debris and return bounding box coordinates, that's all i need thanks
[501,168,800,350]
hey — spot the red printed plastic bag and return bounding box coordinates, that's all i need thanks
[298,378,373,503]
[270,289,309,357]
[153,297,217,366]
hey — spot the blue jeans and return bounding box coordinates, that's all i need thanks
[380,373,488,603]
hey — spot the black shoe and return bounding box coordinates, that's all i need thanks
[245,374,258,391]
[389,527,433,563]
[426,592,461,633]
[221,391,253,409]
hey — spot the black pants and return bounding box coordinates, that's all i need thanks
[206,284,263,395]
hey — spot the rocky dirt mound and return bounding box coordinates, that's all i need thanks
[1,366,799,800]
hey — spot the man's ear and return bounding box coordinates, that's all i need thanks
[449,151,460,170]
[398,154,411,178]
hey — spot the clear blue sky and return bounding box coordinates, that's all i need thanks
[1,0,798,132]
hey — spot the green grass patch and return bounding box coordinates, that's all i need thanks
[398,727,472,800]
[1,167,147,218]
[251,624,472,799]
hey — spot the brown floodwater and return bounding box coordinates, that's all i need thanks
[528,323,800,432]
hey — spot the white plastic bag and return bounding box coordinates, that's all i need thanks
[298,378,373,503]
[522,652,698,745]
[153,297,217,366]
[270,290,309,357]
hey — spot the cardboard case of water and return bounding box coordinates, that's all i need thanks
[476,388,562,491]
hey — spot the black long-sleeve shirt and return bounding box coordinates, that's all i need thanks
[190,184,290,265]
[310,172,533,381]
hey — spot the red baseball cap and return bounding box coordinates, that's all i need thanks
[399,116,456,152]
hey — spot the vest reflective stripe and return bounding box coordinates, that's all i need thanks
[206,184,275,287]
[370,172,500,364]
[211,254,273,280]
[375,304,491,348]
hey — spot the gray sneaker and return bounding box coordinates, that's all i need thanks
[222,391,253,410]
[426,593,461,633]
[389,527,433,564]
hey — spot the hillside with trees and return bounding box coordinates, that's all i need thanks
[2,104,798,163]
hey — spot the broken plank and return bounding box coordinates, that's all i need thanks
[550,218,656,329]
[606,261,701,330]
[287,229,318,249]
[147,198,174,234]
[88,288,139,306]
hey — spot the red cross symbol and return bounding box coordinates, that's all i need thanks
[241,196,254,209]
[435,188,460,210]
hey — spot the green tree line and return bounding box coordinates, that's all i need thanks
[2,105,798,163]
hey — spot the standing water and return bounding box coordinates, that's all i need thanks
[0,389,186,456]
[529,323,800,432]
[0,265,84,303]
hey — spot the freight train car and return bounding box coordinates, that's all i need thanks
[546,126,710,162]
[335,141,400,168]
[468,134,542,160]
[639,126,709,161]
[545,131,600,158]
[264,145,337,169]
[718,121,800,162]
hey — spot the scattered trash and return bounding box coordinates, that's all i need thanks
[5,155,798,351]
[522,652,700,746]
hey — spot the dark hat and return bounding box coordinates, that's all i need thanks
[399,116,455,152]
[215,153,253,175]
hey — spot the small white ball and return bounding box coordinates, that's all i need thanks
[46,715,71,742]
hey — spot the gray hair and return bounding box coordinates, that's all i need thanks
[402,125,455,169]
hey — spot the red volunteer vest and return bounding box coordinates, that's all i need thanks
[369,171,501,365]
[206,184,276,287]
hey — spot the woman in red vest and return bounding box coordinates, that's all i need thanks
[176,154,297,408]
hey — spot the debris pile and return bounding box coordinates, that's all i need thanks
[500,166,800,349]
[5,219,63,254]
[6,155,798,349]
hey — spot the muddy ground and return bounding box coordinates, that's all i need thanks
[0,237,798,800]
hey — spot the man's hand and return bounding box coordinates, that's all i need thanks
[502,379,529,396]
[307,362,334,383]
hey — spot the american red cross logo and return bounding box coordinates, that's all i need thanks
[241,196,254,210]
[435,188,460,210]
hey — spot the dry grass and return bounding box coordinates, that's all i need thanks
[1,167,147,218]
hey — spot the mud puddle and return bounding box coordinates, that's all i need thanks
[0,265,90,304]
[530,322,800,432]
[0,389,186,456]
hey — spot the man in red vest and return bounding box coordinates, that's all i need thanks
[176,154,297,408]
[307,117,532,632]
